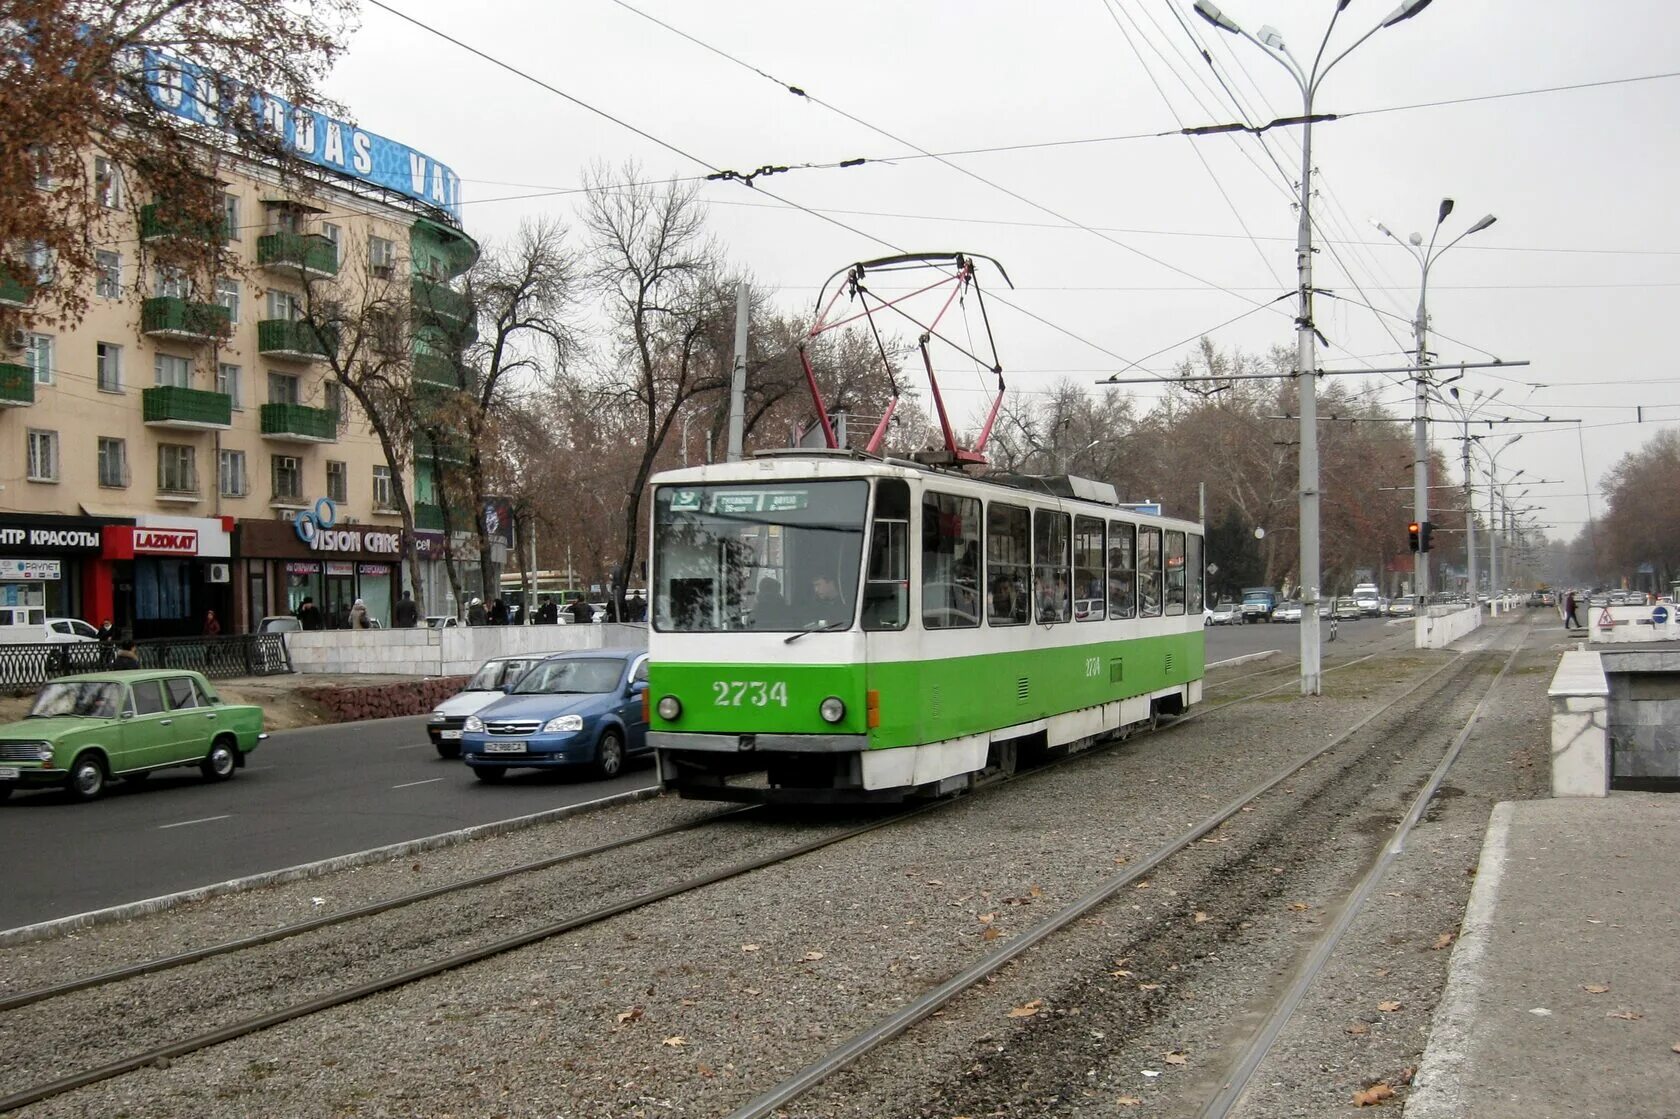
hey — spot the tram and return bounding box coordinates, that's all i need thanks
[645,452,1205,803]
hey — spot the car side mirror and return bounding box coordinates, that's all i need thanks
[627,680,648,696]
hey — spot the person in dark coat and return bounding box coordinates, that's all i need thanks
[1564,590,1580,628]
[535,596,558,625]
[566,593,594,624]
[295,597,323,631]
[627,593,647,623]
[488,598,509,626]
[112,639,141,669]
[394,591,419,628]
[204,610,221,637]
[467,597,488,626]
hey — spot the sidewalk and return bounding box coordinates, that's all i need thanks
[1408,796,1680,1118]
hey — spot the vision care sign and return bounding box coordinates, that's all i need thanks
[237,518,405,562]
[297,522,401,555]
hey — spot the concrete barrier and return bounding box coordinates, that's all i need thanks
[1414,605,1481,649]
[1548,648,1609,797]
[1587,602,1680,644]
[285,623,648,676]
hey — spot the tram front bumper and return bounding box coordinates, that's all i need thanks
[650,731,870,754]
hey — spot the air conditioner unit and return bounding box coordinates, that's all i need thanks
[208,563,231,584]
[2,328,25,350]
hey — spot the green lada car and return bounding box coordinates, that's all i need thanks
[0,670,266,802]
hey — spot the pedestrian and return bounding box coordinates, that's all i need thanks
[467,597,487,626]
[295,596,323,631]
[112,639,141,669]
[536,595,558,625]
[348,598,370,630]
[566,593,593,625]
[394,590,419,628]
[203,609,221,637]
[1564,590,1580,628]
[488,597,509,626]
[628,592,647,623]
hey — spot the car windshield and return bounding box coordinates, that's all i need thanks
[29,681,123,719]
[652,480,868,633]
[511,658,623,695]
[467,660,510,691]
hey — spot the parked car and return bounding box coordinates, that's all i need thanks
[425,615,461,629]
[0,670,266,801]
[0,612,100,645]
[1209,602,1240,626]
[1386,598,1415,617]
[461,649,650,782]
[427,654,549,758]
[257,616,303,634]
[1273,601,1303,623]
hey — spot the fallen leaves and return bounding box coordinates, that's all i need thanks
[615,1007,644,1027]
[1288,902,1312,912]
[1193,911,1210,924]
[802,951,825,962]
[696,1063,716,1078]
[662,1036,687,1048]
[1582,984,1611,994]
[1431,931,1456,951]
[1671,1042,1680,1054]
[1007,999,1045,1019]
[1116,1097,1142,1107]
[740,944,760,953]
[1378,1001,1404,1013]
[1139,982,1164,992]
[1352,1082,1395,1107]
[1607,1010,1643,1021]
[982,926,1003,941]
[1164,1050,1189,1066]
[1345,1022,1370,1036]
[1135,880,1152,890]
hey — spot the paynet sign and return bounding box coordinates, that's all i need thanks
[132,528,199,555]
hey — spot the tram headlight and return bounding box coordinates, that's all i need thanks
[819,696,846,724]
[657,695,682,721]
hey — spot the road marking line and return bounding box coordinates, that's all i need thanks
[159,815,231,830]
[394,744,432,751]
[392,778,445,789]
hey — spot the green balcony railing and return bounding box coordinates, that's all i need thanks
[138,203,225,243]
[0,362,35,406]
[257,232,340,277]
[257,318,336,360]
[141,296,231,341]
[414,431,468,464]
[412,277,472,323]
[411,352,457,387]
[260,402,338,442]
[0,270,30,308]
[142,385,232,428]
[415,502,444,531]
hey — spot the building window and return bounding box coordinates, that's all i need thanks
[266,289,299,320]
[158,443,198,494]
[95,251,122,298]
[272,207,300,235]
[272,455,303,502]
[222,192,240,241]
[24,333,53,384]
[155,266,188,299]
[219,450,248,497]
[26,429,59,482]
[324,380,345,420]
[29,146,50,190]
[215,277,239,324]
[154,352,191,388]
[320,223,341,267]
[267,371,299,405]
[94,157,121,208]
[326,460,347,504]
[217,362,242,409]
[25,242,51,284]
[96,342,122,392]
[97,437,127,487]
[368,235,396,278]
[372,465,394,510]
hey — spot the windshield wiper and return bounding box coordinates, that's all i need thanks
[784,621,847,645]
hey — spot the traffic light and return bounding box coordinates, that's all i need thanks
[1408,521,1421,552]
[1420,520,1434,552]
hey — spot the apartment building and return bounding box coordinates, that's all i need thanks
[1,121,477,637]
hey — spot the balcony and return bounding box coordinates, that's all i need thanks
[138,203,224,243]
[0,270,29,309]
[257,232,339,278]
[412,352,458,388]
[260,402,339,444]
[415,502,444,531]
[0,362,34,407]
[257,319,336,362]
[141,296,231,342]
[142,385,232,430]
[412,277,471,323]
[414,431,468,465]
[155,481,203,505]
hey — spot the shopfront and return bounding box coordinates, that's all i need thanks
[0,513,130,626]
[101,515,235,640]
[236,518,402,631]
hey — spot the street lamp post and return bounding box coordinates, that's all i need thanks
[1479,435,1523,610]
[1375,202,1497,608]
[1445,385,1504,604]
[1195,0,1435,695]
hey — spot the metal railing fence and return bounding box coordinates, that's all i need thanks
[0,635,292,694]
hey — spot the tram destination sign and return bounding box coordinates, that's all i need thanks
[670,489,810,515]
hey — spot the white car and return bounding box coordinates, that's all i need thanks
[1209,602,1240,625]
[427,654,549,758]
[425,615,460,629]
[1273,601,1304,623]
[0,612,100,644]
[257,616,303,634]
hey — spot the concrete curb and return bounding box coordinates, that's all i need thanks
[0,784,663,946]
[1405,799,1516,1118]
[1208,650,1280,670]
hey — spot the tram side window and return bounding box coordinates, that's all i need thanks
[1107,521,1136,619]
[1073,516,1106,621]
[922,490,981,629]
[1165,530,1186,615]
[1033,509,1072,624]
[864,479,911,630]
[986,502,1030,626]
[1187,533,1204,612]
[1138,525,1163,618]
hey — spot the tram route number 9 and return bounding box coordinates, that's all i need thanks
[713,680,790,707]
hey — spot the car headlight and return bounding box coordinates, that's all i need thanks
[819,696,845,724]
[542,714,584,734]
[32,742,54,761]
[428,712,446,723]
[657,695,681,720]
[464,715,485,733]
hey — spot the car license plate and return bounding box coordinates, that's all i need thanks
[440,730,462,740]
[0,767,18,780]
[484,741,525,754]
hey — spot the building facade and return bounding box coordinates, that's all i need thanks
[1,130,476,636]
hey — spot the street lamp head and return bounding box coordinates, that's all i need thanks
[1256,24,1287,51]
[1382,0,1435,27]
[1408,232,1424,247]
[1468,213,1498,234]
[1193,0,1242,33]
[1436,198,1455,225]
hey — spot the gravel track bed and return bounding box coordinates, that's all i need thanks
[1,634,1485,1118]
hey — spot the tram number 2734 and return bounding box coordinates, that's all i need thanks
[713,680,790,707]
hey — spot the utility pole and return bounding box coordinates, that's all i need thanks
[726,284,748,463]
[1462,434,1478,603]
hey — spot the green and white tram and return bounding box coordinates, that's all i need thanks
[646,452,1205,803]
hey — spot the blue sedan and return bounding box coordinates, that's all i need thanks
[461,649,650,782]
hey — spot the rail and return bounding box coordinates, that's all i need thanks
[0,634,292,693]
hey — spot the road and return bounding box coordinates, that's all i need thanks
[0,716,657,930]
[0,617,1409,931]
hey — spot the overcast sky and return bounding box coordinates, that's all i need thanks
[324,0,1680,548]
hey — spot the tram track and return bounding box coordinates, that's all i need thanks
[719,624,1530,1119]
[0,632,1451,1115]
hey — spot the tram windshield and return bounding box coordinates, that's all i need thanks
[652,480,868,633]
